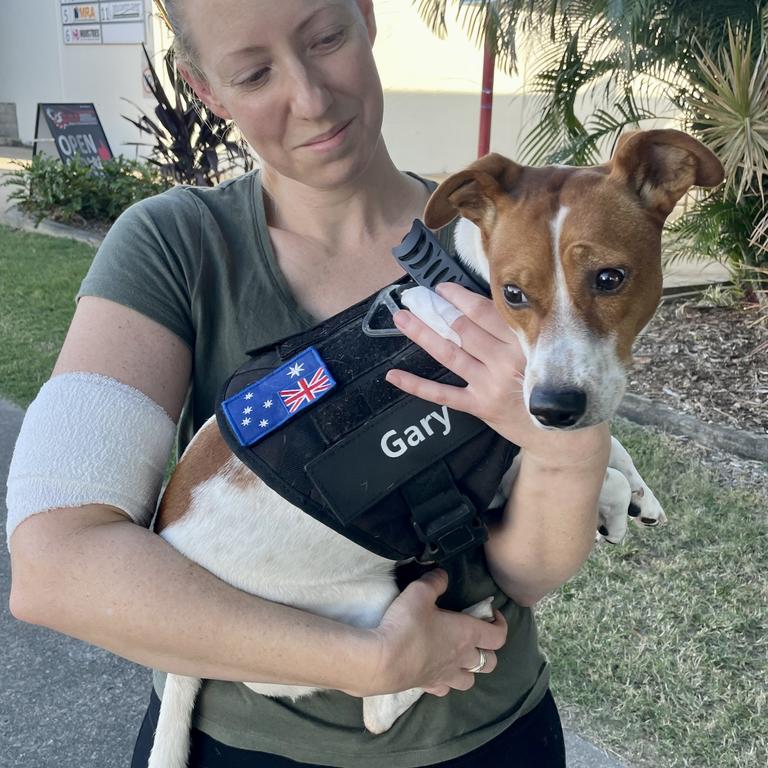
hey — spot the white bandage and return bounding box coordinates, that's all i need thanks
[400,286,465,346]
[5,372,176,546]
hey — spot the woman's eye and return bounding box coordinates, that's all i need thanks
[241,68,270,87]
[503,284,529,308]
[594,268,626,292]
[314,29,346,51]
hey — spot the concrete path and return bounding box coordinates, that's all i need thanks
[0,400,151,768]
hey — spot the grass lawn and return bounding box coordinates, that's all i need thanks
[1,224,765,768]
[0,224,95,405]
[538,420,766,768]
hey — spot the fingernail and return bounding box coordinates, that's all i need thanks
[393,310,410,327]
[385,370,398,385]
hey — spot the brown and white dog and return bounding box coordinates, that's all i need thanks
[146,130,724,768]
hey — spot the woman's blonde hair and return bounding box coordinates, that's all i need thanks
[154,0,206,80]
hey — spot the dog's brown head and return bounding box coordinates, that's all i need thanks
[424,130,723,428]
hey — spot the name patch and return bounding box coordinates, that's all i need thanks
[306,397,485,525]
[380,405,452,458]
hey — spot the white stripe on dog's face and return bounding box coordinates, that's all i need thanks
[522,206,626,427]
[453,218,490,284]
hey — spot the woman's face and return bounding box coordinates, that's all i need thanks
[184,0,383,188]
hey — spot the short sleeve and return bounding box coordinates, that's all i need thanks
[77,187,202,349]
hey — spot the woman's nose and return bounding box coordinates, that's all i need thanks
[288,64,332,119]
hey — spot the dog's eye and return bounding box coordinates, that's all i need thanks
[503,284,529,307]
[595,268,625,292]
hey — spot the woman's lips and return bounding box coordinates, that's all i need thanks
[299,119,353,150]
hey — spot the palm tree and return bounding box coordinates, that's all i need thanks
[414,1,765,164]
[415,1,768,294]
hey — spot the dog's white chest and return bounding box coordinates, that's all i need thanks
[160,456,397,627]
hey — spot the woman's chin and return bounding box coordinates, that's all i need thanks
[288,148,380,190]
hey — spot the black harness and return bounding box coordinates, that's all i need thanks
[216,221,518,564]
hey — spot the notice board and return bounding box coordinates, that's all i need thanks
[34,103,114,169]
[60,1,146,45]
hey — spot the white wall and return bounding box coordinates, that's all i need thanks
[373,0,533,172]
[0,0,534,170]
[0,1,673,173]
[0,0,168,157]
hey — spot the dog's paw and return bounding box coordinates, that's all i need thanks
[607,436,668,534]
[462,596,495,621]
[627,483,668,529]
[363,688,424,734]
[596,467,631,544]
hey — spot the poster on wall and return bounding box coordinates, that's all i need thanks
[60,1,145,45]
[34,103,114,169]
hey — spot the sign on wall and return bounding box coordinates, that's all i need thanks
[34,103,114,169]
[60,1,146,46]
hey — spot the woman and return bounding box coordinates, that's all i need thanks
[7,1,610,765]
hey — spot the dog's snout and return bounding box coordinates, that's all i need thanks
[529,386,587,428]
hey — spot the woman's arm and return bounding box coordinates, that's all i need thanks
[9,298,506,696]
[484,429,609,606]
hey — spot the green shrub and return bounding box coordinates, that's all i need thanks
[3,154,173,227]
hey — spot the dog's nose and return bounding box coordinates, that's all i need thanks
[529,386,587,428]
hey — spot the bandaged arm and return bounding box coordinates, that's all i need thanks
[6,372,176,546]
[6,371,388,691]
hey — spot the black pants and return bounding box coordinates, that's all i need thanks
[131,687,565,767]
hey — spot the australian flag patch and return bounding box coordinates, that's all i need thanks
[221,347,336,447]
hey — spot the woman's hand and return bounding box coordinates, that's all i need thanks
[365,569,507,697]
[385,282,607,467]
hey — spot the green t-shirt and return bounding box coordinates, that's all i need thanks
[77,170,549,767]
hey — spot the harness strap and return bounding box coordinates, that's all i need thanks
[402,461,488,562]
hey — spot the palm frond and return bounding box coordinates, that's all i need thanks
[152,0,172,32]
[688,22,768,202]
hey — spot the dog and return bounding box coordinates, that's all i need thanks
[145,129,724,768]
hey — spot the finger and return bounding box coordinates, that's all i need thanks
[423,685,451,697]
[461,649,498,675]
[478,650,498,674]
[451,671,477,691]
[449,313,525,373]
[415,568,449,597]
[476,611,508,652]
[392,310,485,382]
[400,568,449,607]
[385,367,474,413]
[435,283,508,335]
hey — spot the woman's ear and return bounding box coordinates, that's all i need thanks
[178,65,232,120]
[356,0,377,45]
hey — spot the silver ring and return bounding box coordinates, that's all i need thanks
[466,648,487,674]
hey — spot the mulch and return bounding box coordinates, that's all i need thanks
[627,299,768,435]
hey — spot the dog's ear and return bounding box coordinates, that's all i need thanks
[424,153,523,230]
[609,129,724,219]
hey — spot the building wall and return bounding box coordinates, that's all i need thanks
[374,0,532,173]
[0,1,171,158]
[0,1,668,173]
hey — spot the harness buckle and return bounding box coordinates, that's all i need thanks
[361,284,410,337]
[413,498,488,563]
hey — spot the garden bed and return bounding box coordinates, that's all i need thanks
[627,299,768,435]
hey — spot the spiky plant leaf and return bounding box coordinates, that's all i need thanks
[688,22,768,202]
